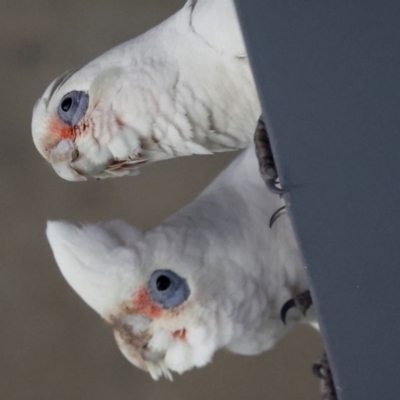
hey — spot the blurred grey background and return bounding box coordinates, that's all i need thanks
[0,0,322,399]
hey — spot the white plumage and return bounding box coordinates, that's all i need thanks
[32,0,260,181]
[46,147,314,379]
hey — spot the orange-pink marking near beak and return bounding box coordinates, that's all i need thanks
[173,329,187,340]
[133,287,163,319]
[48,115,75,141]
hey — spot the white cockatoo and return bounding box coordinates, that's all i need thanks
[32,0,262,181]
[46,147,315,379]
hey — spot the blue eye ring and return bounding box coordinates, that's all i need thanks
[58,90,89,126]
[148,270,190,309]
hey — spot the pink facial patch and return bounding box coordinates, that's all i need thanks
[48,115,75,140]
[133,287,163,319]
[173,329,187,340]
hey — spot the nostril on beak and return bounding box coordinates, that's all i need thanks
[71,149,79,162]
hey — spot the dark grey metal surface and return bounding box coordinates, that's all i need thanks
[234,1,400,399]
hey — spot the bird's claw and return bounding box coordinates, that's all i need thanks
[254,115,287,196]
[269,206,287,228]
[313,351,338,400]
[280,298,296,325]
[265,178,286,196]
[280,289,313,324]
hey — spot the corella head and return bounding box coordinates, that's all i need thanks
[32,67,148,181]
[46,220,219,379]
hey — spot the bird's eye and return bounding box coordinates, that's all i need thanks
[148,270,190,309]
[61,97,72,112]
[58,90,89,126]
[156,275,171,291]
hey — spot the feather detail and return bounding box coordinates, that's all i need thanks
[32,0,260,181]
[46,147,314,378]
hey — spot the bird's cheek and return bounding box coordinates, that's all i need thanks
[48,115,75,141]
[132,287,163,319]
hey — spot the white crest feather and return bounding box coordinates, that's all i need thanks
[46,220,143,316]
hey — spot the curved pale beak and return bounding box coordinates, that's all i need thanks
[52,162,87,181]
